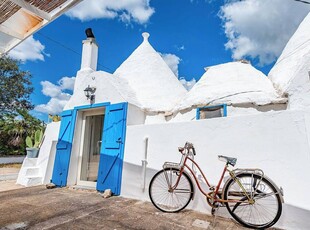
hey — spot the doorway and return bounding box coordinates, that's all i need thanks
[77,109,104,187]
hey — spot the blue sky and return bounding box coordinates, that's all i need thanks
[7,0,310,120]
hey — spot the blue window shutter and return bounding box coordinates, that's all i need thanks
[97,102,128,195]
[223,104,227,117]
[196,108,201,120]
[51,109,76,187]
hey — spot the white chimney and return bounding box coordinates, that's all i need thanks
[81,28,98,71]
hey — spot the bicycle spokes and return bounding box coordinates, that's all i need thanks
[224,173,282,229]
[149,168,194,213]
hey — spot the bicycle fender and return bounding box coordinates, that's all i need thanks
[222,172,284,203]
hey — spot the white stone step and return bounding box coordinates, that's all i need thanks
[25,167,41,177]
[25,176,42,186]
[23,157,38,167]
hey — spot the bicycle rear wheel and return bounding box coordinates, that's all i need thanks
[149,168,193,212]
[223,173,282,229]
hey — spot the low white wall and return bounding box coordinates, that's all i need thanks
[17,122,60,186]
[121,109,310,229]
[38,122,60,183]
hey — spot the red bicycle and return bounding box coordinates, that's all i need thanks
[149,142,284,229]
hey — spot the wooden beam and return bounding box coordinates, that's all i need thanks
[0,24,24,40]
[1,37,21,56]
[50,0,82,20]
[9,0,51,21]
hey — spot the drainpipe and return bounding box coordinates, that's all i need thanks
[141,137,149,192]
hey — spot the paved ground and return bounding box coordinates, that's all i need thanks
[0,185,253,230]
[0,167,21,182]
[0,180,24,192]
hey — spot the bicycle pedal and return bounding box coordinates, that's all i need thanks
[211,207,217,216]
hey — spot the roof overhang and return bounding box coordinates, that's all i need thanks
[0,0,82,56]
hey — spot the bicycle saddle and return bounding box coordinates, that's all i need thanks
[218,155,237,167]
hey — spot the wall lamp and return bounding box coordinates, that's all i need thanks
[84,85,96,103]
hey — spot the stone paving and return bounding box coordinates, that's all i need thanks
[0,167,21,182]
[0,185,252,230]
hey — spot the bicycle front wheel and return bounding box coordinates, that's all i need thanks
[223,173,282,229]
[149,168,193,212]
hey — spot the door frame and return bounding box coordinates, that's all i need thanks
[76,108,105,187]
[70,103,110,187]
[53,101,130,190]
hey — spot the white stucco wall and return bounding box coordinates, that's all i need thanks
[144,113,167,124]
[169,103,288,122]
[17,122,60,186]
[64,70,133,110]
[121,109,310,229]
[39,122,60,184]
[127,104,146,125]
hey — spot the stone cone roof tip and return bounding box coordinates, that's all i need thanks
[142,32,150,41]
[114,32,187,112]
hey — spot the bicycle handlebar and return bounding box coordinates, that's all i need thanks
[192,147,196,156]
[183,142,196,156]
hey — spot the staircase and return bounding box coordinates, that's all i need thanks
[16,157,43,186]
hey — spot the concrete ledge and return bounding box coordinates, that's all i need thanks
[0,156,25,164]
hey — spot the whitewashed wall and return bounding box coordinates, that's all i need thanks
[17,122,60,186]
[121,109,310,229]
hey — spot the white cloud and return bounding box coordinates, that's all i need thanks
[160,53,181,77]
[220,0,310,65]
[66,0,155,24]
[35,77,76,115]
[35,98,69,115]
[160,52,196,90]
[58,76,76,90]
[8,35,48,62]
[179,77,196,91]
[41,81,63,98]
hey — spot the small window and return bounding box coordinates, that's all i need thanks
[196,104,227,120]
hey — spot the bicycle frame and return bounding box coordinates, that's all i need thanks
[152,143,284,229]
[163,149,260,205]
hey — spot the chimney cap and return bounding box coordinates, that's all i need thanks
[85,28,95,39]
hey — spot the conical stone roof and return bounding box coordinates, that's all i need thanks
[268,12,310,109]
[114,33,187,112]
[175,61,285,111]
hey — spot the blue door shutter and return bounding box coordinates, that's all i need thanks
[51,109,77,187]
[97,102,127,195]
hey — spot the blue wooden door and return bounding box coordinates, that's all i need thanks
[96,102,128,195]
[51,109,77,187]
